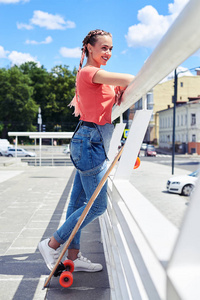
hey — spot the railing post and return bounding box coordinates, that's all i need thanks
[114,109,152,181]
[167,175,200,300]
[107,122,126,162]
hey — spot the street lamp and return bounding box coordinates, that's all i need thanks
[172,69,177,175]
[37,107,42,132]
[37,107,42,166]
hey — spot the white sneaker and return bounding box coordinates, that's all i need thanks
[73,252,103,272]
[38,238,60,271]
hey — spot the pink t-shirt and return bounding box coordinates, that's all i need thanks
[76,66,115,125]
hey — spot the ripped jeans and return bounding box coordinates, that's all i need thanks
[53,122,113,249]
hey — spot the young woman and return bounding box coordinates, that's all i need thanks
[38,29,134,272]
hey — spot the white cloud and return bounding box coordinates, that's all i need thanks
[168,0,189,16]
[30,10,76,30]
[25,36,53,45]
[17,11,76,31]
[121,50,128,55]
[0,0,29,3]
[8,51,40,66]
[0,45,40,67]
[65,20,76,29]
[17,22,34,30]
[59,47,81,58]
[126,0,190,49]
[0,45,9,58]
[160,66,193,83]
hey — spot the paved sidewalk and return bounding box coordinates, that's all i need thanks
[0,158,193,299]
[0,164,109,300]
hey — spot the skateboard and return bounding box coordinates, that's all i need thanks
[43,145,140,289]
[53,259,74,288]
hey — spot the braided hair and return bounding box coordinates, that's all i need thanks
[78,29,112,71]
[69,29,112,116]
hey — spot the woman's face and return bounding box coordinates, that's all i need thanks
[88,35,113,67]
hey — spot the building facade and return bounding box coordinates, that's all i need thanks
[154,74,200,144]
[131,70,200,145]
[159,100,200,154]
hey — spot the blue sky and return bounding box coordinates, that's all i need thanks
[0,0,199,76]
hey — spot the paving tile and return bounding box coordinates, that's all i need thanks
[0,165,110,299]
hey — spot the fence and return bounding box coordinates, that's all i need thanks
[99,0,200,299]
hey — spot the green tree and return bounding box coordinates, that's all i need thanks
[0,66,38,138]
[0,63,78,138]
[19,62,51,128]
[19,62,78,132]
[46,65,78,131]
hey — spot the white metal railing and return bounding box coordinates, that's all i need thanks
[7,132,73,166]
[100,111,179,300]
[99,0,200,299]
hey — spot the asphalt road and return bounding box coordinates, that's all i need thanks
[129,156,192,228]
[140,150,200,173]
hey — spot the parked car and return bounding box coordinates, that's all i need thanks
[6,148,36,157]
[145,145,157,156]
[166,169,199,196]
[0,146,13,156]
[140,143,148,150]
[63,144,70,154]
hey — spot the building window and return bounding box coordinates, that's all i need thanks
[147,93,153,110]
[192,134,196,142]
[181,115,183,126]
[191,114,196,126]
[180,82,183,87]
[185,114,187,125]
[134,98,143,110]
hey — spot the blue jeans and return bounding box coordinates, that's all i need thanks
[53,122,111,249]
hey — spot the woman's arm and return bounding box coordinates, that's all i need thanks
[93,69,135,87]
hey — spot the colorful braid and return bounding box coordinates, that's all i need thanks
[78,45,86,71]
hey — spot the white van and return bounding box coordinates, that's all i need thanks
[0,139,13,156]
